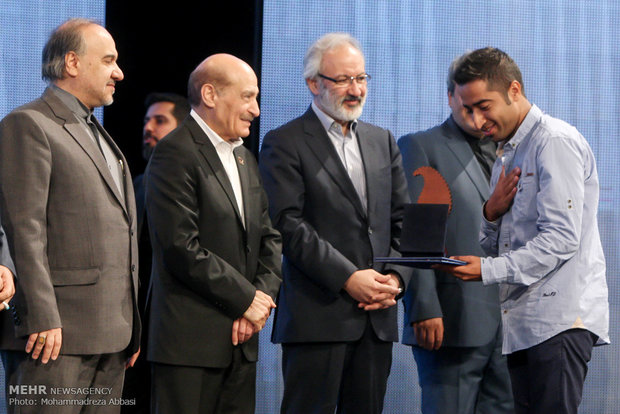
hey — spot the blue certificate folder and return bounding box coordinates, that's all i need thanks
[374,203,466,269]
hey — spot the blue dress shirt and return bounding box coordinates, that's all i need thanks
[480,104,609,354]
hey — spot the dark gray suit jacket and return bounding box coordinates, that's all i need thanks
[259,107,411,344]
[0,87,140,354]
[399,116,501,347]
[0,218,14,277]
[145,115,282,368]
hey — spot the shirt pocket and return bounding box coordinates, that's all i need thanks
[511,175,538,220]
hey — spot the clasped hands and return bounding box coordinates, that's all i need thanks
[233,290,276,346]
[344,269,402,311]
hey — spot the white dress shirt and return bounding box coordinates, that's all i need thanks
[190,110,245,226]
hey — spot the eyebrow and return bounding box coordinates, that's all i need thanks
[463,98,492,109]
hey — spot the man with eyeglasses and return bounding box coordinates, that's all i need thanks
[259,32,411,414]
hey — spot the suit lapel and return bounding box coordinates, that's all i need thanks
[356,122,378,218]
[234,146,251,230]
[302,109,366,218]
[442,118,490,200]
[42,89,128,216]
[188,118,244,228]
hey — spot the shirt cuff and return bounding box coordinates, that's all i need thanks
[481,256,509,285]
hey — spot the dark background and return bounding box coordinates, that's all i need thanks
[105,0,263,176]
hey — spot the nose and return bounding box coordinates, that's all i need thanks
[347,79,363,96]
[113,63,124,81]
[471,110,485,130]
[143,120,154,135]
[249,98,260,118]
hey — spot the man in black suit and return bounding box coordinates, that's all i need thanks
[145,53,282,414]
[123,92,189,413]
[259,32,410,414]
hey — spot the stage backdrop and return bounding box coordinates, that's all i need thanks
[258,1,619,413]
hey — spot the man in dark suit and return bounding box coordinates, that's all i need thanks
[0,18,140,413]
[0,216,15,413]
[123,92,189,413]
[398,53,513,414]
[145,53,282,414]
[0,219,15,311]
[259,32,410,414]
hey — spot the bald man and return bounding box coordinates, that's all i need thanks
[145,54,282,414]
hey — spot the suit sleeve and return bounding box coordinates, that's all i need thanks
[398,134,443,321]
[385,130,413,292]
[0,221,15,277]
[145,138,256,319]
[249,171,282,300]
[0,111,62,335]
[259,129,358,294]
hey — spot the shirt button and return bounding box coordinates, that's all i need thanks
[131,265,136,272]
[368,228,373,235]
[503,310,508,314]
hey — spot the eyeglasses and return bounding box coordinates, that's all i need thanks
[318,73,371,87]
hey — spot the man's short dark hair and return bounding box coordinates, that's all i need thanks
[144,92,190,124]
[451,47,525,100]
[41,18,97,82]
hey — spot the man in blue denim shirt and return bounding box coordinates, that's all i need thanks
[438,47,609,414]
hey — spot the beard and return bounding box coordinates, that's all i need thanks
[142,141,154,161]
[317,83,366,122]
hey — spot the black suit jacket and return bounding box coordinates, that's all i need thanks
[259,107,411,344]
[145,115,282,368]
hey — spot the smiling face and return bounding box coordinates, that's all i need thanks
[454,79,525,142]
[308,44,367,123]
[210,64,260,141]
[72,24,124,109]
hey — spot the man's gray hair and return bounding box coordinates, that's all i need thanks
[303,32,363,80]
[42,18,97,82]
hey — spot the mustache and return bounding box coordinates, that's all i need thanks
[342,95,362,103]
[241,116,256,122]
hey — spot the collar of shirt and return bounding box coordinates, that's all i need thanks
[190,109,244,152]
[497,104,542,156]
[311,100,358,137]
[50,84,92,120]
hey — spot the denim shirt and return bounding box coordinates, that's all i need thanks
[480,105,609,354]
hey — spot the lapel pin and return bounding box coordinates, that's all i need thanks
[237,156,245,165]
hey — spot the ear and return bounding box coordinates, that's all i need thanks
[201,83,216,108]
[306,77,320,96]
[508,80,522,100]
[64,51,79,78]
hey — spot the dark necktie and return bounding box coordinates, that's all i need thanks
[86,114,105,155]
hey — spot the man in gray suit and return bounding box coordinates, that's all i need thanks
[0,214,16,322]
[260,33,410,414]
[0,18,140,413]
[398,53,513,414]
[0,220,15,310]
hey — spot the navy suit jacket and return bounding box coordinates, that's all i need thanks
[399,116,501,347]
[260,107,411,344]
